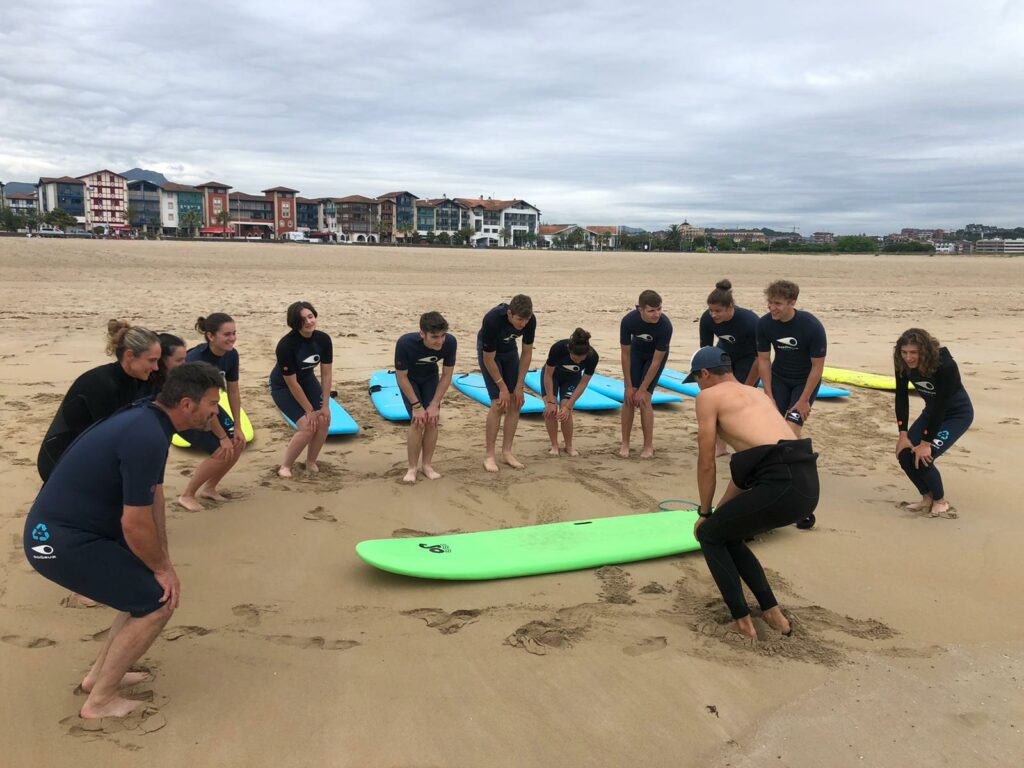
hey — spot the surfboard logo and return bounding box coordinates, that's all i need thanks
[719,334,737,343]
[418,543,451,554]
[776,337,799,348]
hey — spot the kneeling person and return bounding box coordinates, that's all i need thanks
[395,311,457,483]
[23,362,222,720]
[541,328,598,457]
[686,347,820,641]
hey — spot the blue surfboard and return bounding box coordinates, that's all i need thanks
[584,373,682,404]
[658,368,851,398]
[452,373,546,413]
[279,396,359,435]
[522,370,620,410]
[368,370,410,421]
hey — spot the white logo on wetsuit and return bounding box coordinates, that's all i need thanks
[914,381,935,392]
[301,354,320,365]
[561,364,581,373]
[417,355,441,364]
[719,334,736,343]
[634,333,654,342]
[776,337,799,348]
[31,544,54,555]
[502,333,519,342]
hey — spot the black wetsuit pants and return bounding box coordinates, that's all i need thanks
[897,393,973,501]
[696,440,819,620]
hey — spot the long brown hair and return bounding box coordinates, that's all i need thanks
[893,328,941,376]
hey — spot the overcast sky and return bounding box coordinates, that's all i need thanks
[2,1,1022,233]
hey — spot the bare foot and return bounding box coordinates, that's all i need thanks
[277,466,293,479]
[176,495,203,512]
[564,446,580,457]
[70,592,98,608]
[639,446,655,459]
[483,457,500,473]
[929,500,957,519]
[904,497,933,512]
[402,468,418,484]
[761,606,792,636]
[197,487,229,502]
[306,462,320,474]
[80,670,152,694]
[422,465,442,480]
[732,616,758,640]
[501,452,525,470]
[548,446,560,457]
[80,695,145,720]
[618,444,630,458]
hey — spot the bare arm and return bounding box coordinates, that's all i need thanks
[620,345,631,383]
[517,345,533,389]
[798,357,825,404]
[694,393,719,515]
[434,365,455,404]
[122,504,171,573]
[152,485,168,554]
[757,351,773,398]
[639,349,667,391]
[481,351,507,393]
[319,363,333,412]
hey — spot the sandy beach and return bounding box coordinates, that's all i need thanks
[1,238,1021,767]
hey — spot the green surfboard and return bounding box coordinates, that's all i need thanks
[355,509,701,581]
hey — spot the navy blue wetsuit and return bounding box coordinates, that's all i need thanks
[620,309,672,392]
[270,330,334,423]
[541,340,599,402]
[476,304,536,399]
[24,402,173,617]
[179,343,240,452]
[37,362,154,483]
[699,306,759,385]
[756,310,827,425]
[394,332,458,414]
[895,347,973,500]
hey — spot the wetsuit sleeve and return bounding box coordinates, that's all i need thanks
[118,425,168,506]
[584,350,599,376]
[923,358,963,440]
[756,317,771,353]
[523,315,536,346]
[64,374,121,433]
[545,341,561,367]
[619,314,631,346]
[699,312,714,347]
[394,337,410,371]
[656,316,673,351]
[443,335,457,366]
[894,370,910,430]
[224,349,240,382]
[318,332,334,366]
[479,312,500,353]
[275,336,297,377]
[809,316,827,358]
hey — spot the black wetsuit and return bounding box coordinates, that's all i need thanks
[476,304,536,399]
[270,330,334,422]
[541,340,599,401]
[699,306,759,384]
[695,439,819,619]
[619,309,672,392]
[394,332,458,413]
[756,310,827,425]
[179,343,240,452]
[37,362,153,483]
[895,347,973,500]
[24,402,173,617]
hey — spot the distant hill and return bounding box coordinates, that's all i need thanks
[2,181,37,196]
[121,168,170,185]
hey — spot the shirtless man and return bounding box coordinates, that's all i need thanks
[685,346,820,641]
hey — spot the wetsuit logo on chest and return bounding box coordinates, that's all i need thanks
[719,334,737,343]
[301,354,321,366]
[914,381,935,392]
[775,337,799,348]
[417,355,441,364]
[561,364,581,373]
[634,333,654,342]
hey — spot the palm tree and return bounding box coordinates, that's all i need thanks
[181,209,201,238]
[216,210,231,238]
[374,218,390,243]
[501,225,513,247]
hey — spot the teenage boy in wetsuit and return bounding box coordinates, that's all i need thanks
[686,347,820,641]
[394,311,457,483]
[23,362,222,720]
[478,294,536,472]
[619,289,672,458]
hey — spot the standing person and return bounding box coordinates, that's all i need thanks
[893,328,973,518]
[619,289,672,458]
[685,347,820,641]
[270,301,334,478]
[38,320,160,483]
[24,362,222,719]
[541,328,598,457]
[756,281,825,529]
[478,294,536,472]
[394,311,457,483]
[700,279,760,456]
[177,313,245,510]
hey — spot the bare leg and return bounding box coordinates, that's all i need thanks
[761,605,792,635]
[80,603,173,719]
[638,400,655,458]
[619,401,635,457]
[80,611,130,691]
[501,406,524,469]
[484,404,502,472]
[199,442,244,499]
[544,412,560,455]
[304,420,330,472]
[279,417,315,477]
[787,420,803,438]
[405,423,424,483]
[420,423,442,479]
[561,412,579,457]
[180,449,242,510]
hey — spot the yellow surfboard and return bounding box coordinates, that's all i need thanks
[171,390,255,448]
[822,366,911,392]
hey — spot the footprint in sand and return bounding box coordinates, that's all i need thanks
[403,608,482,635]
[595,566,636,605]
[262,634,360,650]
[61,707,167,738]
[303,505,337,523]
[622,636,668,656]
[2,634,57,649]
[504,605,593,655]
[231,603,273,627]
[161,625,213,641]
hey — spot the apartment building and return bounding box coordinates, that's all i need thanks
[196,181,232,233]
[159,182,204,233]
[377,191,418,235]
[455,197,540,246]
[263,187,299,235]
[333,195,380,242]
[415,197,466,236]
[975,238,1024,254]
[126,180,162,230]
[78,169,128,231]
[229,192,275,237]
[37,176,86,224]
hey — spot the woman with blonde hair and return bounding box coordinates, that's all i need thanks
[893,328,973,518]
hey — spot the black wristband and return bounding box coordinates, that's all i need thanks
[698,507,713,518]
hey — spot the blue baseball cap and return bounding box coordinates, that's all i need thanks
[683,347,732,382]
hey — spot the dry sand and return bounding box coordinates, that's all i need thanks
[0,238,1021,767]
